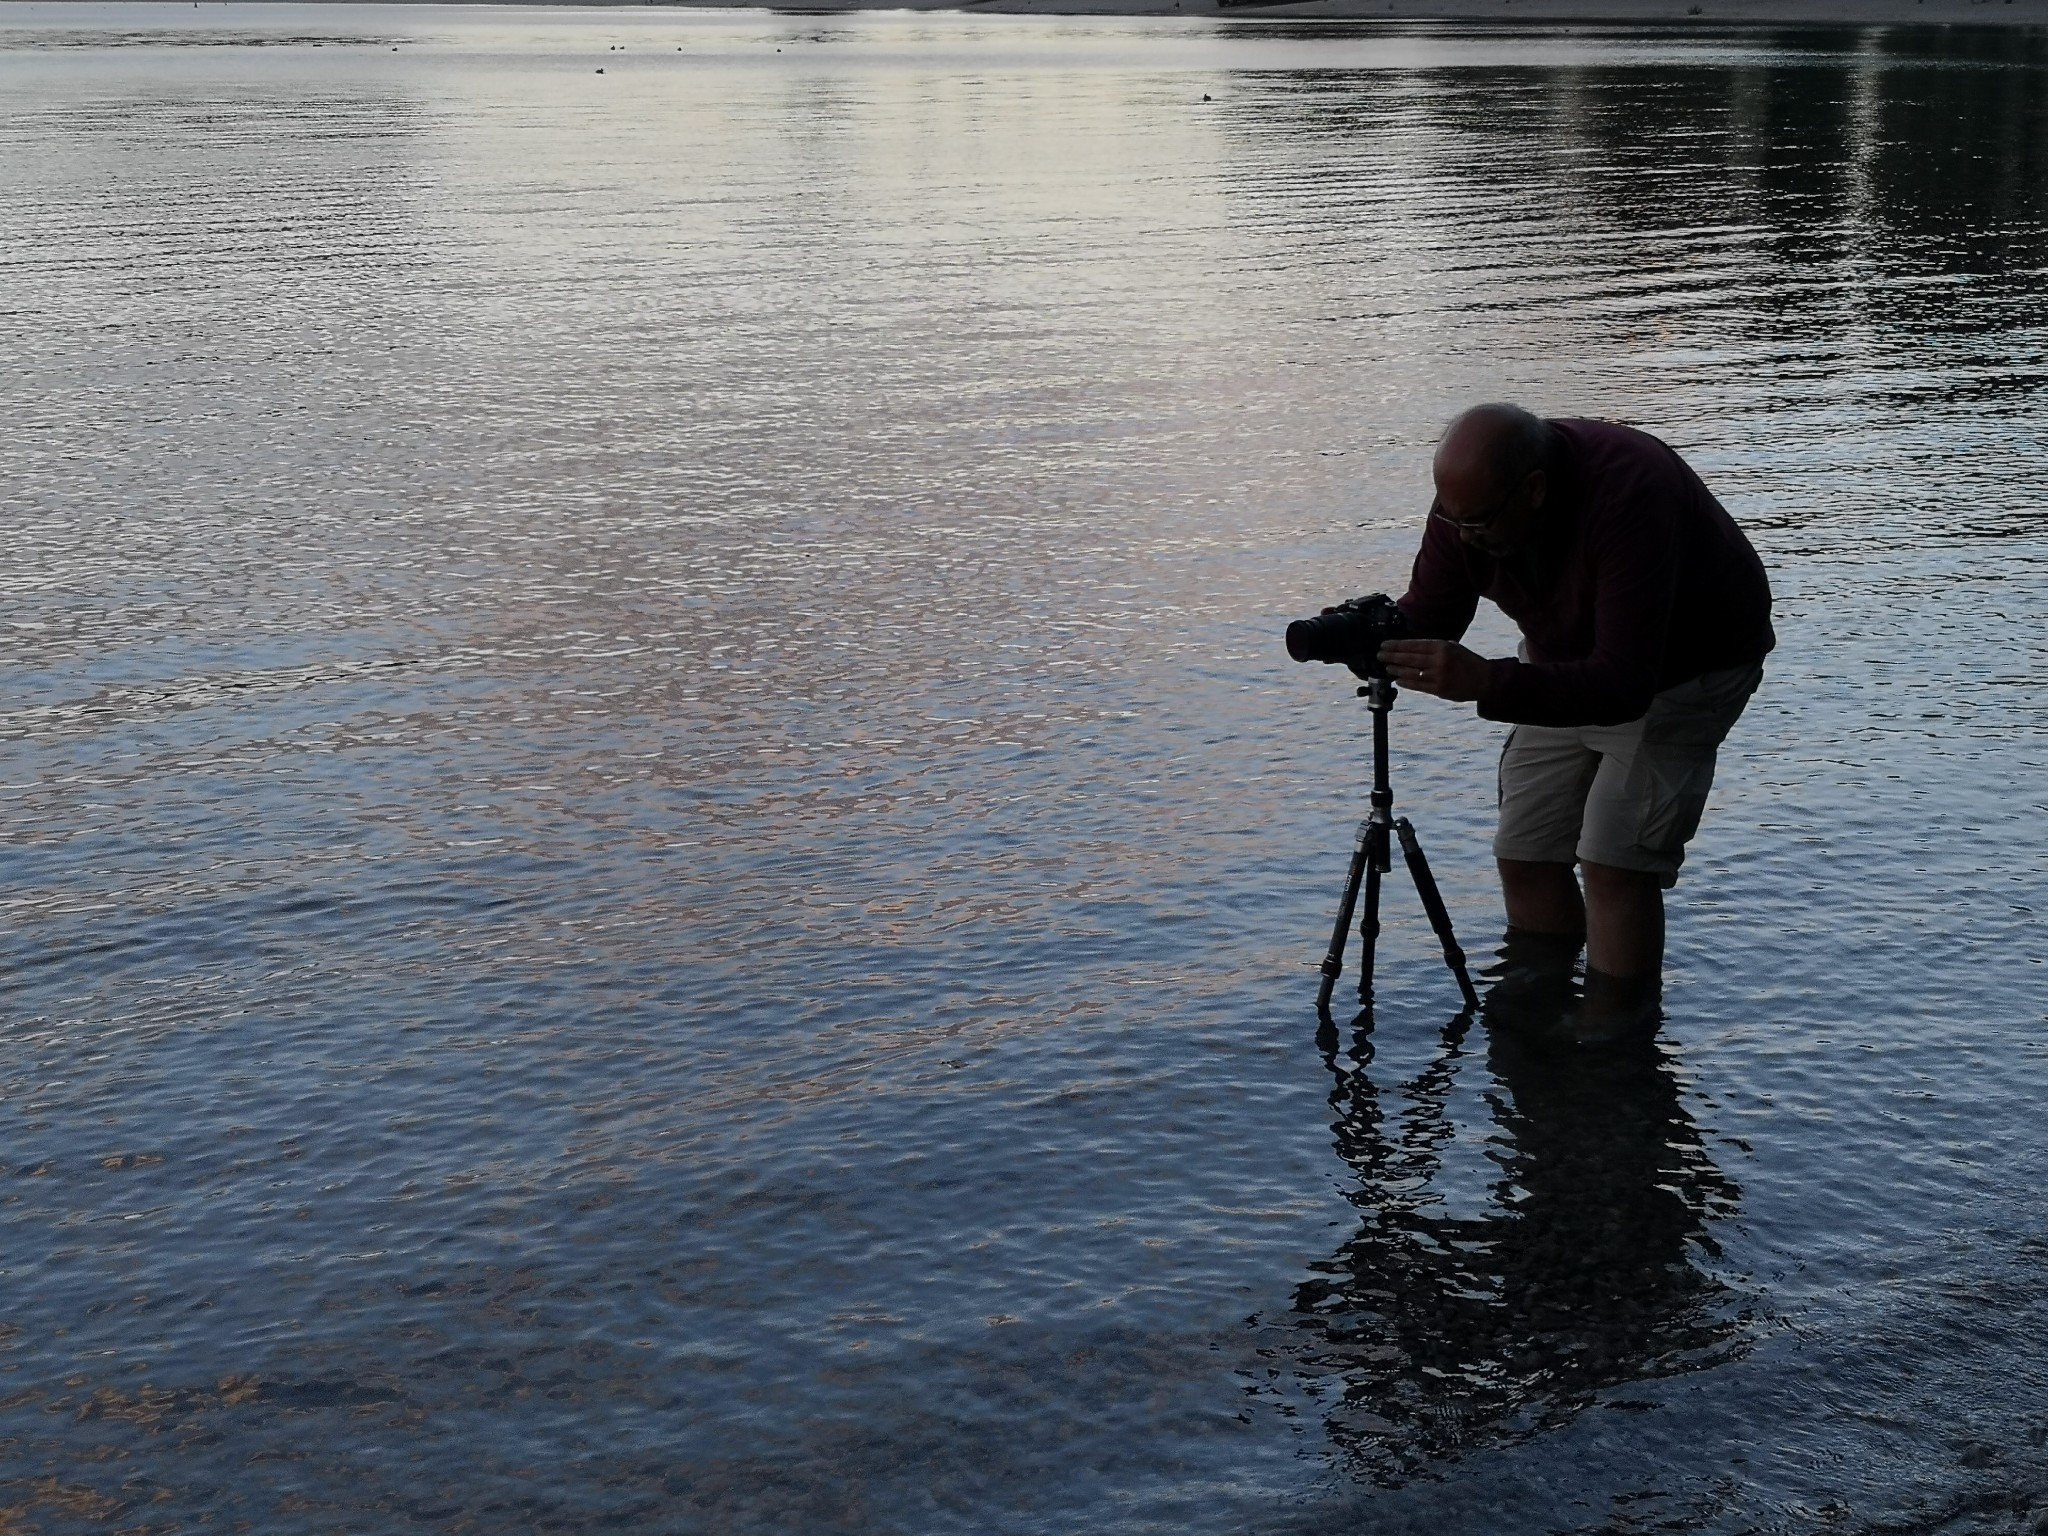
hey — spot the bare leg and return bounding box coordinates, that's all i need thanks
[1580,860,1664,979]
[1496,858,1584,937]
[1494,859,1662,1043]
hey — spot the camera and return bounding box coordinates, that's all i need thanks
[1285,592,1410,678]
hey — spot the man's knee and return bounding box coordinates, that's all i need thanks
[1580,860,1662,901]
[1498,858,1577,893]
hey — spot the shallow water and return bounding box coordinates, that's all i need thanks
[3,5,2047,1530]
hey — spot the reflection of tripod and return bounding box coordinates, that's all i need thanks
[1317,676,1481,1017]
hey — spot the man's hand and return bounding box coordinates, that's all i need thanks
[1376,639,1492,702]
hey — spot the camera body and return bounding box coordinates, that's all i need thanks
[1285,592,1410,679]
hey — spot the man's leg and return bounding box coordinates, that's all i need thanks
[1484,860,1585,1023]
[1571,861,1664,1041]
[1493,720,1598,939]
[1496,858,1584,937]
[1574,662,1764,987]
[1580,860,1663,978]
[1501,858,1665,973]
[1488,729,1597,1024]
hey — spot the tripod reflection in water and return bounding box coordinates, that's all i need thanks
[1260,1010,1752,1481]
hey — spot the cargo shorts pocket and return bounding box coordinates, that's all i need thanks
[1619,663,1762,865]
[1625,746,1719,864]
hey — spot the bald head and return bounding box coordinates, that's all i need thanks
[1431,403,1555,556]
[1435,404,1552,501]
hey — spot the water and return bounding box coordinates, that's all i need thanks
[3,6,2046,1530]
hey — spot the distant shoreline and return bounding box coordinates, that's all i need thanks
[11,0,2045,24]
[8,0,2046,24]
[623,0,2048,24]
[975,0,2048,21]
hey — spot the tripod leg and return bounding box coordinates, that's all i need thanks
[1356,821,1386,1004]
[1316,819,1372,1015]
[1394,818,1481,1011]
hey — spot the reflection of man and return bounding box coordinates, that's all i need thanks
[1377,404,1773,1037]
[1283,1019,1745,1474]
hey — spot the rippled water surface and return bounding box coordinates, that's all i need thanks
[4,5,2047,1530]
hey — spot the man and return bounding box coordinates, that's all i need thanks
[1376,403,1774,1039]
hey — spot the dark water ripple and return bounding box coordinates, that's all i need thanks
[2,6,2047,1532]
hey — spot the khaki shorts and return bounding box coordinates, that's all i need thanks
[1493,662,1763,889]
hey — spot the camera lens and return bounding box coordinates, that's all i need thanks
[1284,616,1327,663]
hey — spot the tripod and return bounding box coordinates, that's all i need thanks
[1317,675,1481,1017]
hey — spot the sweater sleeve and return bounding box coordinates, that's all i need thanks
[1395,514,1480,642]
[1476,483,1679,728]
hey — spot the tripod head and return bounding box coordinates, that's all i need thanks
[1356,675,1398,713]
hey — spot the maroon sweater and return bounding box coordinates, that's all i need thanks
[1396,419,1774,728]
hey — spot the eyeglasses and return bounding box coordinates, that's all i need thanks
[1429,484,1522,536]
